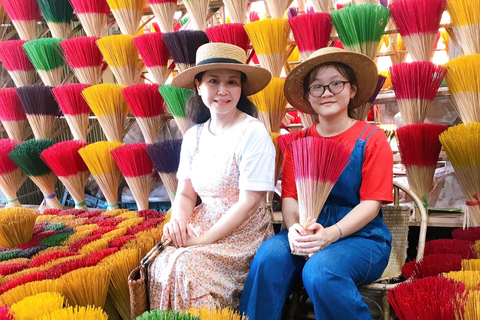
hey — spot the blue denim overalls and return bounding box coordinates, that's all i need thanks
[240,125,392,320]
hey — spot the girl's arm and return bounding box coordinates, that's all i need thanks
[163,179,198,247]
[185,190,265,246]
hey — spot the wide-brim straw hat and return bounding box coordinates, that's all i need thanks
[284,47,378,114]
[171,42,272,96]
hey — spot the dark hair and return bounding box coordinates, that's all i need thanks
[185,71,258,124]
[303,62,358,118]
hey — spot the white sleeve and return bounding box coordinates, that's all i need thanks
[238,122,276,191]
[176,125,198,181]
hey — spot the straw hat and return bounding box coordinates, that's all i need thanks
[284,47,378,114]
[171,42,272,96]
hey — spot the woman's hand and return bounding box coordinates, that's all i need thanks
[287,223,307,253]
[292,223,338,257]
[163,217,196,248]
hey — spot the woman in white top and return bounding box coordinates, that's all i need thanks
[148,42,276,310]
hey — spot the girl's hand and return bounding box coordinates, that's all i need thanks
[293,223,338,257]
[163,218,196,248]
[287,223,307,253]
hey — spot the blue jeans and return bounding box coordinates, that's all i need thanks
[239,229,390,320]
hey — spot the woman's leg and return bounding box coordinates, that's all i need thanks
[302,237,390,320]
[239,230,305,320]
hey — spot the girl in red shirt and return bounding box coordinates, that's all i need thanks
[240,47,393,320]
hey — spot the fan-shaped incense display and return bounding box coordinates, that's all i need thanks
[96,35,143,86]
[69,0,111,38]
[352,74,386,121]
[158,84,192,135]
[447,0,480,55]
[78,141,125,210]
[60,37,104,85]
[8,139,63,210]
[23,38,65,87]
[0,88,28,142]
[82,84,130,142]
[223,0,249,24]
[133,32,174,85]
[122,83,165,144]
[311,0,333,13]
[288,13,332,61]
[182,0,209,30]
[264,0,294,19]
[162,30,209,73]
[0,139,22,208]
[106,0,147,35]
[244,18,291,78]
[145,139,182,202]
[52,84,91,142]
[37,0,73,39]
[0,40,35,87]
[10,292,64,319]
[0,207,37,248]
[147,0,177,33]
[41,141,90,211]
[205,23,250,53]
[0,0,40,40]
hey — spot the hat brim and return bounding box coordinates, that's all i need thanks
[284,51,378,114]
[170,63,272,96]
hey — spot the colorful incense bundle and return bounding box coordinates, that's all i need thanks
[37,0,73,39]
[133,32,174,85]
[69,0,110,38]
[249,77,287,133]
[288,13,332,61]
[96,35,143,86]
[10,292,64,319]
[145,139,182,202]
[8,139,63,210]
[425,239,475,259]
[23,38,65,87]
[401,253,462,280]
[388,276,465,320]
[0,88,28,142]
[188,307,247,320]
[223,0,249,24]
[396,123,447,208]
[351,74,386,121]
[440,124,480,226]
[60,37,104,85]
[459,290,480,320]
[311,0,333,13]
[447,0,480,55]
[52,84,91,142]
[390,62,447,124]
[0,208,36,248]
[0,139,22,208]
[16,85,60,140]
[264,0,294,19]
[40,141,90,212]
[147,0,177,33]
[136,310,200,320]
[106,0,147,35]
[40,305,108,320]
[292,136,350,246]
[159,84,192,135]
[182,0,209,30]
[162,30,209,72]
[331,4,390,60]
[244,18,291,78]
[443,270,480,290]
[82,84,129,142]
[205,23,250,53]
[78,141,125,210]
[59,266,111,308]
[444,54,480,123]
[111,143,153,211]
[0,40,35,87]
[0,0,40,40]
[453,227,480,242]
[122,83,165,144]
[389,0,446,61]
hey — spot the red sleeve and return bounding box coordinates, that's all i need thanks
[360,129,394,204]
[281,145,298,199]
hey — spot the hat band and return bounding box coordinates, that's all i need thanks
[197,57,243,66]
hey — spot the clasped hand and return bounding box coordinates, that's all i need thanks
[288,223,335,258]
[163,217,200,247]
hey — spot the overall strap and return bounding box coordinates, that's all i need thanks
[357,124,380,142]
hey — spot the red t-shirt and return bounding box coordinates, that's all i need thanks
[281,121,394,204]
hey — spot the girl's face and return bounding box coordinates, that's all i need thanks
[195,69,242,116]
[307,66,356,120]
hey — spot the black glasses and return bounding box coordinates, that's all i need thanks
[308,80,349,98]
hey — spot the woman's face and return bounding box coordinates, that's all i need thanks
[195,69,242,116]
[307,66,356,119]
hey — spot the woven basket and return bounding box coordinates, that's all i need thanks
[379,204,410,279]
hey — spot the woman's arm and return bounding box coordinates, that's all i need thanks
[294,200,381,256]
[163,179,198,247]
[185,190,265,246]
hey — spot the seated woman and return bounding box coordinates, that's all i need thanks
[148,42,276,310]
[240,47,393,320]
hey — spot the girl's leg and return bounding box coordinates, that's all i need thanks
[239,230,305,320]
[302,237,390,320]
